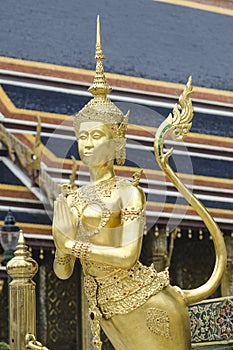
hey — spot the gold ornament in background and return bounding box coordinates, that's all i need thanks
[52,16,227,350]
[7,231,49,350]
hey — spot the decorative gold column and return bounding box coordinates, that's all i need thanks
[6,230,38,350]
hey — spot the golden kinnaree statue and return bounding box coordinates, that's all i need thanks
[52,16,227,350]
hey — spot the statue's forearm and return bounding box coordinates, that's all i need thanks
[66,236,142,270]
[88,239,142,269]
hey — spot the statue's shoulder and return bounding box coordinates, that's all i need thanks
[120,170,146,208]
[117,169,144,188]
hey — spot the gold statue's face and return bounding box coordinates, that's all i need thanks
[77,121,116,167]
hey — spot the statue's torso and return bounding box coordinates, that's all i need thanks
[66,177,191,349]
[67,177,135,276]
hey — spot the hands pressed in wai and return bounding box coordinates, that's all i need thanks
[52,194,77,255]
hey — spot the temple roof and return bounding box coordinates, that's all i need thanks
[0,1,232,247]
[0,60,232,246]
[0,0,232,90]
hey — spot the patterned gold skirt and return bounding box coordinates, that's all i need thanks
[83,261,171,349]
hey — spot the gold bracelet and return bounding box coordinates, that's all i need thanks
[72,241,91,260]
[55,253,72,265]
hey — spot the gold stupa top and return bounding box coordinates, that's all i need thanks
[74,16,128,135]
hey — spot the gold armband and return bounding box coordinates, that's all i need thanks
[121,207,144,223]
[54,253,72,265]
[72,241,91,260]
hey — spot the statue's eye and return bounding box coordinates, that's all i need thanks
[79,134,87,140]
[92,132,103,139]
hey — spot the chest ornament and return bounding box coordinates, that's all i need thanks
[69,177,128,239]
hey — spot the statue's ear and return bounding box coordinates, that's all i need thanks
[114,137,126,152]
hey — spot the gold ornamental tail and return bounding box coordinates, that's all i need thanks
[154,78,227,305]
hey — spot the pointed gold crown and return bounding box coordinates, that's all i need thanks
[74,16,128,138]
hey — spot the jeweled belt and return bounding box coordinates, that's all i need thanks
[96,261,169,318]
[83,261,169,349]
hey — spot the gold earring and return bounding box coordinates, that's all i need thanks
[116,147,126,165]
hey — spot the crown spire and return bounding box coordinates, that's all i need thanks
[74,16,129,161]
[95,15,104,61]
[88,16,112,99]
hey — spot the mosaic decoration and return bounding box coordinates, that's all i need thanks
[38,265,48,345]
[47,267,80,349]
[189,297,233,346]
[33,250,82,350]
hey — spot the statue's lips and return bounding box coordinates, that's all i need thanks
[84,152,94,156]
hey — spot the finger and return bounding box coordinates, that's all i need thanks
[54,200,67,235]
[52,201,58,228]
[59,197,74,226]
[57,199,72,235]
[54,195,77,237]
[58,192,67,202]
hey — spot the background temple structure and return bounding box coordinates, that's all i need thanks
[0,1,232,349]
